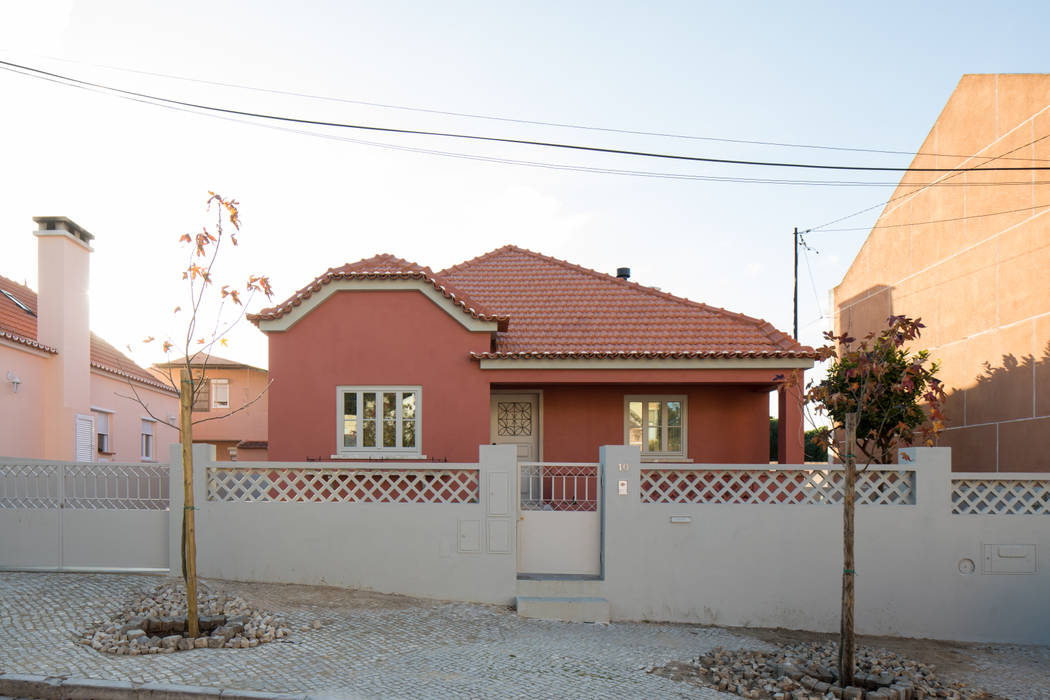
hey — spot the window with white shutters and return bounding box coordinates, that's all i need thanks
[75,414,95,462]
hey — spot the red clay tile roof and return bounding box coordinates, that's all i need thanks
[0,274,174,391]
[154,353,266,372]
[249,254,509,327]
[439,246,813,357]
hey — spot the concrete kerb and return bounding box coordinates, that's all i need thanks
[0,673,331,700]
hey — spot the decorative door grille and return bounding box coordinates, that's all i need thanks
[519,463,599,512]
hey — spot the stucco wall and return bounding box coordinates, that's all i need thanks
[189,366,269,444]
[834,74,1050,472]
[533,384,770,463]
[90,372,178,463]
[0,344,49,458]
[267,289,492,462]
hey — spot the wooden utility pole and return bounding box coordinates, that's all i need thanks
[180,373,200,638]
[793,227,799,340]
[839,412,858,686]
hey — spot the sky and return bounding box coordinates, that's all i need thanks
[1,1,1049,374]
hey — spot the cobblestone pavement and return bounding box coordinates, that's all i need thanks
[2,573,1047,700]
[0,572,754,699]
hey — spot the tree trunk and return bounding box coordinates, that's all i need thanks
[180,375,200,638]
[839,412,858,686]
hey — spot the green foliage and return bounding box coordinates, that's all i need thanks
[807,316,946,465]
[769,418,829,463]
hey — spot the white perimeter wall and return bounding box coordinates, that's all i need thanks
[175,444,518,605]
[597,446,1049,645]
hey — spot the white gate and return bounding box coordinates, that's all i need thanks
[0,460,170,572]
[517,462,602,576]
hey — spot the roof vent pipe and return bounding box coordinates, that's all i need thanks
[616,267,631,280]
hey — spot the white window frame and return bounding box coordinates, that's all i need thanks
[211,378,230,409]
[140,418,156,461]
[624,395,687,461]
[336,385,422,458]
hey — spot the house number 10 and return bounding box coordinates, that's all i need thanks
[618,463,630,471]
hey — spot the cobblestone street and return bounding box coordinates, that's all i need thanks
[1,572,1047,699]
[0,572,753,698]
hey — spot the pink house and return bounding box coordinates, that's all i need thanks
[0,217,178,462]
[251,246,813,465]
[151,355,269,461]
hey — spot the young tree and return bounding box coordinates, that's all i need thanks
[121,192,272,637]
[806,315,946,686]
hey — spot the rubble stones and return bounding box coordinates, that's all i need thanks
[650,642,994,700]
[76,581,290,655]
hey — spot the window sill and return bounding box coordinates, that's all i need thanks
[641,456,692,463]
[97,450,117,456]
[331,453,429,460]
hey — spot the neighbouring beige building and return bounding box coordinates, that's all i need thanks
[834,74,1050,473]
[152,355,269,461]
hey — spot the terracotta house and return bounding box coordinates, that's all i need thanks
[834,74,1050,472]
[151,355,269,461]
[0,217,178,462]
[251,246,813,464]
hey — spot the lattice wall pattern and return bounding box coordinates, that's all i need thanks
[0,462,169,509]
[0,463,61,508]
[63,463,169,510]
[640,468,915,505]
[952,479,1050,515]
[208,467,479,504]
[520,463,599,512]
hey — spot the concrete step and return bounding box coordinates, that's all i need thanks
[515,596,611,624]
[516,577,604,598]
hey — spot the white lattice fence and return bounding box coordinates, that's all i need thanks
[640,468,916,505]
[519,463,599,512]
[952,479,1050,515]
[0,463,61,508]
[0,462,169,510]
[208,466,480,504]
[64,463,169,510]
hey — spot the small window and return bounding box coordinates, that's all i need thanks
[625,395,686,459]
[141,419,155,460]
[211,379,230,409]
[95,412,111,453]
[193,378,210,412]
[0,289,35,315]
[338,386,420,456]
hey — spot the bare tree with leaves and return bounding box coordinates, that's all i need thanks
[806,315,946,687]
[121,192,273,637]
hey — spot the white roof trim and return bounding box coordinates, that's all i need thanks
[257,278,499,333]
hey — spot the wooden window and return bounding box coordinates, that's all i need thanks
[338,386,420,456]
[625,395,686,460]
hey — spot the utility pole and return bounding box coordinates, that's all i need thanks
[793,227,799,340]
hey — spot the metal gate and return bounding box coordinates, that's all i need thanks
[517,462,602,576]
[0,460,170,572]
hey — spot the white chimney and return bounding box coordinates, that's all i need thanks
[34,216,94,460]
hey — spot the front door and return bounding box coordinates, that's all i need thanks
[489,393,540,462]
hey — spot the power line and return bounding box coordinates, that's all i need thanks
[811,201,1050,233]
[21,51,1050,164]
[4,58,1050,174]
[8,62,1050,190]
[806,132,1050,231]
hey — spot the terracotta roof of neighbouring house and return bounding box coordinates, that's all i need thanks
[0,274,175,392]
[439,246,813,357]
[249,254,509,327]
[153,353,266,372]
